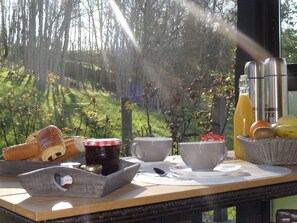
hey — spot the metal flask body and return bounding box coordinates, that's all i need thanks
[244,61,265,121]
[264,57,288,124]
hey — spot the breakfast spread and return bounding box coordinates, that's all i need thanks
[2,125,85,162]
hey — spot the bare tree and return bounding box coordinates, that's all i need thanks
[0,0,8,58]
[2,0,236,99]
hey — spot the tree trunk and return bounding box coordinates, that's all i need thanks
[0,0,8,58]
[60,0,74,85]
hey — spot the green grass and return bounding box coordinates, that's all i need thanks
[0,68,169,150]
[0,67,234,153]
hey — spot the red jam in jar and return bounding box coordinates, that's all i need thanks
[84,138,121,175]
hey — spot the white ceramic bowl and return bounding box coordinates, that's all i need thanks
[179,141,227,171]
[131,137,172,162]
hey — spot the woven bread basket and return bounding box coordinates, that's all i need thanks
[237,136,297,165]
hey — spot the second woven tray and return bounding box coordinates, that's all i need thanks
[237,136,297,165]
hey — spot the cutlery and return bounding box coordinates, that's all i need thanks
[153,167,189,180]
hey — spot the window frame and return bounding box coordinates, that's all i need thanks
[236,0,297,103]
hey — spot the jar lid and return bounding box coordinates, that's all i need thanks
[80,164,102,174]
[84,138,122,146]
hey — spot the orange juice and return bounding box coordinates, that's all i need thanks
[234,76,255,159]
[233,75,255,159]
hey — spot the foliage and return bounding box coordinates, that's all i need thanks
[139,72,235,154]
[0,69,170,150]
[140,81,159,137]
[203,72,235,133]
[0,71,45,145]
[0,70,115,147]
[281,0,297,63]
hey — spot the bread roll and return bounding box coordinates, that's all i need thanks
[26,130,40,143]
[36,125,66,161]
[63,136,85,152]
[26,153,42,161]
[2,142,40,160]
[54,136,85,162]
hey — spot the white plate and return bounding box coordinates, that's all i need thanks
[170,163,242,178]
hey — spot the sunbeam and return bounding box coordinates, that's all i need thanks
[175,0,272,61]
[108,0,141,52]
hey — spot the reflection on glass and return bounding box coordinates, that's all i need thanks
[281,0,297,63]
[289,91,297,116]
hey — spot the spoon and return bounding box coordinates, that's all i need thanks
[153,167,188,180]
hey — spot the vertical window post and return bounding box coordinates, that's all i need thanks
[235,0,280,103]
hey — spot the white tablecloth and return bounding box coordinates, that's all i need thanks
[124,156,292,186]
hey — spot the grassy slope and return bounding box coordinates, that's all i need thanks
[0,68,170,150]
[0,68,234,152]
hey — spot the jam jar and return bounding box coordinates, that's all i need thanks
[84,138,121,175]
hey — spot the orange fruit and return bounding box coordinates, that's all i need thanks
[249,120,274,139]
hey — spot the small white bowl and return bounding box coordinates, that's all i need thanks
[179,141,227,171]
[131,137,173,162]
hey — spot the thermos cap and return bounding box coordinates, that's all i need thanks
[244,61,264,78]
[264,57,287,76]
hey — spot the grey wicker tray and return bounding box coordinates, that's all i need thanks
[17,159,140,198]
[237,136,297,165]
[0,152,85,176]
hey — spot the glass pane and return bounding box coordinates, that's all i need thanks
[0,0,237,151]
[289,91,297,116]
[281,0,297,64]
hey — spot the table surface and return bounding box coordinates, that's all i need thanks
[1,153,297,222]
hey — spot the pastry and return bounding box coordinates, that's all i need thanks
[26,153,42,161]
[2,142,40,160]
[36,125,66,161]
[25,130,40,143]
[54,136,85,162]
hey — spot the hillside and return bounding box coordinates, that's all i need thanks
[0,68,170,150]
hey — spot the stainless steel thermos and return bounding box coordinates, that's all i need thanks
[264,57,288,124]
[244,57,288,124]
[244,61,265,121]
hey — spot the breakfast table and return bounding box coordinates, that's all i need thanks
[1,152,297,223]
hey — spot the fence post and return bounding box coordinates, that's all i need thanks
[121,97,132,156]
[212,95,227,136]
